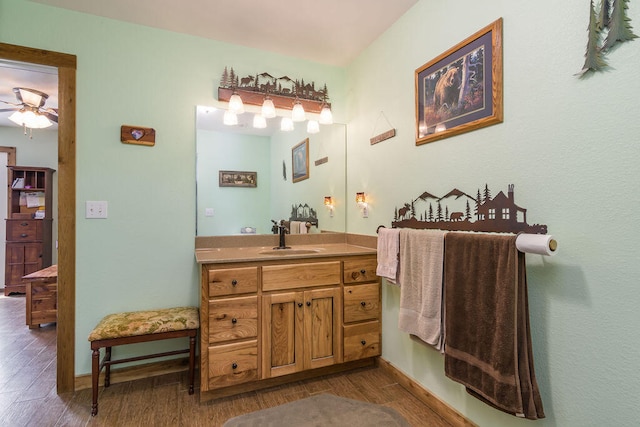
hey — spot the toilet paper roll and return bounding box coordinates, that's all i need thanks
[515,234,558,256]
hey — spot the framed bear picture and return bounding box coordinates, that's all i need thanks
[415,18,503,146]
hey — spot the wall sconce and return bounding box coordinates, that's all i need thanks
[355,192,369,218]
[307,119,320,134]
[223,110,238,126]
[324,196,334,217]
[228,90,245,114]
[291,98,306,122]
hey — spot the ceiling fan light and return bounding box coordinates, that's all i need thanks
[280,117,294,132]
[261,97,276,118]
[307,119,320,134]
[319,105,333,125]
[8,110,26,126]
[228,93,244,114]
[223,110,238,126]
[291,101,306,122]
[32,113,53,129]
[253,113,267,129]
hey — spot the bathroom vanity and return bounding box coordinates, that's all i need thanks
[195,233,380,401]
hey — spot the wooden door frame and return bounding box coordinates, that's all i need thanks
[0,42,76,393]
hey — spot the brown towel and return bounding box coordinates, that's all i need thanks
[443,233,544,420]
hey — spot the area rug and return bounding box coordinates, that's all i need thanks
[223,393,410,426]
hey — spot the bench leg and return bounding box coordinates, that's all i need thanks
[91,348,100,416]
[104,346,112,387]
[188,335,195,395]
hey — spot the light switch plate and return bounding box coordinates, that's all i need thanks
[86,201,108,219]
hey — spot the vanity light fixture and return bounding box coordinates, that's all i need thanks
[280,117,294,131]
[252,113,267,129]
[223,110,238,126]
[228,90,245,114]
[319,103,333,125]
[307,119,320,134]
[324,196,334,217]
[356,192,369,218]
[261,96,276,118]
[291,98,306,122]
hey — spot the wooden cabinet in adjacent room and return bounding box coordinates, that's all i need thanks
[4,166,55,295]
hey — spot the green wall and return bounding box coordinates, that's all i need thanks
[0,0,345,379]
[345,1,640,426]
[2,0,640,425]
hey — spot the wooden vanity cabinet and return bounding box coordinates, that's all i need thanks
[200,254,380,399]
[262,286,341,378]
[343,258,382,362]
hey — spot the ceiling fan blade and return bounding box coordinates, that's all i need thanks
[43,111,58,123]
[0,107,19,112]
[0,99,21,107]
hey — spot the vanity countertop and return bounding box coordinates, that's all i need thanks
[195,243,377,264]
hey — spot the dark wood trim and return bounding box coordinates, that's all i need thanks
[0,42,77,393]
[376,357,478,427]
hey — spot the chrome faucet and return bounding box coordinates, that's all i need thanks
[271,220,290,250]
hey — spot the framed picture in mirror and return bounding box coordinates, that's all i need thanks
[292,138,309,183]
[219,170,257,187]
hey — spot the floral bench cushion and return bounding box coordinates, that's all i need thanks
[88,306,199,342]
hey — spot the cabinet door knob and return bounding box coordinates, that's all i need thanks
[297,302,303,308]
[20,222,28,226]
[361,340,367,346]
[20,233,28,238]
[306,301,311,307]
[360,301,366,307]
[231,279,238,286]
[360,269,366,275]
[232,362,238,369]
[231,318,237,324]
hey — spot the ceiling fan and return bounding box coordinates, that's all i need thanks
[0,87,58,129]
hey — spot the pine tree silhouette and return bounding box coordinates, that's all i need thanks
[603,0,638,51]
[579,0,609,75]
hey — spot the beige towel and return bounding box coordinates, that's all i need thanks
[443,232,544,420]
[299,221,308,234]
[289,220,301,234]
[398,228,446,350]
[376,228,400,285]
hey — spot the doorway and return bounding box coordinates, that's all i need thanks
[0,42,76,393]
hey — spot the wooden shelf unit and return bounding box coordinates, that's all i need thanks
[4,166,55,296]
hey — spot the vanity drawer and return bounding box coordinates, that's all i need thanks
[344,283,380,323]
[343,258,378,284]
[209,296,258,343]
[262,261,341,291]
[6,220,41,242]
[343,321,381,362]
[208,340,259,389]
[208,266,258,297]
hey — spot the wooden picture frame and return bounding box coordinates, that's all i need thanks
[415,18,503,146]
[292,138,309,183]
[219,170,257,187]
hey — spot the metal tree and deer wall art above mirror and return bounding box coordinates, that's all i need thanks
[195,105,346,236]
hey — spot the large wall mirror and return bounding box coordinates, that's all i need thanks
[196,105,346,236]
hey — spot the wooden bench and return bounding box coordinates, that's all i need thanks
[88,306,199,416]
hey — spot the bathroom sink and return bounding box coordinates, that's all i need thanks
[258,248,321,256]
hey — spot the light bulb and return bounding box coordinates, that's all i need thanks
[280,117,294,131]
[253,114,267,129]
[223,110,238,126]
[319,105,333,125]
[307,120,319,134]
[261,97,276,118]
[291,101,306,122]
[228,93,244,114]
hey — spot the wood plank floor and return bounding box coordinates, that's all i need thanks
[0,294,454,426]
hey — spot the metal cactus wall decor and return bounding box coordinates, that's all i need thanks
[578,0,637,76]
